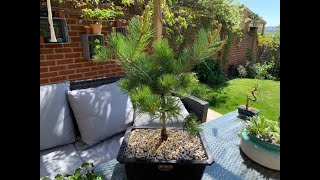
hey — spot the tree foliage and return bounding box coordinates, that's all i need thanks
[93,5,227,140]
[257,25,280,79]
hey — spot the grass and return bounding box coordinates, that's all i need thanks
[206,78,280,121]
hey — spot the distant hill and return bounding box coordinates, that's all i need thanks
[264,26,278,33]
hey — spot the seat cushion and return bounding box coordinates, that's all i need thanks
[40,82,76,151]
[67,82,133,147]
[133,97,189,127]
[75,133,125,166]
[40,144,83,179]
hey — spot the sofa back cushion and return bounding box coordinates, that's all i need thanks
[133,97,189,127]
[67,82,134,147]
[40,82,76,151]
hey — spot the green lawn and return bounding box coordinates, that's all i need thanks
[207,78,280,120]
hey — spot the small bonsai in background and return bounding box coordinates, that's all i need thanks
[238,84,260,117]
[40,162,102,180]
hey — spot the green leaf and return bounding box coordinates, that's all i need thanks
[74,168,81,176]
[81,162,90,168]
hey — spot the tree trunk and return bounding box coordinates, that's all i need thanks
[153,0,162,40]
[160,112,168,141]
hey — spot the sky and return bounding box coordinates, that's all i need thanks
[239,0,280,27]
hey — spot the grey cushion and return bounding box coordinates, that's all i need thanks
[67,82,134,147]
[75,133,124,166]
[40,82,76,151]
[40,144,84,179]
[133,97,189,127]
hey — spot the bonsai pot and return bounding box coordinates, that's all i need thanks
[40,36,45,43]
[84,26,92,34]
[90,23,102,35]
[237,105,260,117]
[117,126,214,180]
[56,9,65,18]
[240,130,280,171]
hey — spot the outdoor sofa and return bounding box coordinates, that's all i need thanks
[40,76,208,179]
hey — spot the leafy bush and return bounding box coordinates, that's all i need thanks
[257,25,280,80]
[237,65,247,78]
[239,115,280,144]
[40,162,102,180]
[228,64,238,78]
[254,61,274,79]
[189,83,213,101]
[193,58,227,86]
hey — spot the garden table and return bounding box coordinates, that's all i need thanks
[95,110,280,180]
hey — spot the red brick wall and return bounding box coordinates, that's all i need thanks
[220,31,261,74]
[40,9,127,85]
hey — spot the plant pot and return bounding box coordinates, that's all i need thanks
[56,38,64,43]
[84,26,92,34]
[90,23,102,35]
[56,9,65,18]
[115,20,123,27]
[117,126,214,180]
[240,130,280,171]
[46,37,64,43]
[237,105,260,117]
[40,36,45,43]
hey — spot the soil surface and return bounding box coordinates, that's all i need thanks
[124,129,208,161]
[239,105,258,113]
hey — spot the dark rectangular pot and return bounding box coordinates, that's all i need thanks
[237,106,260,117]
[117,126,214,180]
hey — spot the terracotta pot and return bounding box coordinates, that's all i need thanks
[90,23,102,35]
[56,9,65,18]
[84,26,92,34]
[115,20,123,27]
[40,36,45,43]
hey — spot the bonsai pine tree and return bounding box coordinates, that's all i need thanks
[246,84,258,110]
[93,5,227,141]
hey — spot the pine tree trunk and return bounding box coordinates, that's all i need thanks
[160,112,168,141]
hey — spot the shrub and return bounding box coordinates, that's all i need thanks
[255,61,274,79]
[228,64,239,78]
[193,58,227,86]
[237,65,247,78]
[40,162,102,180]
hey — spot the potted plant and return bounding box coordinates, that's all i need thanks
[92,5,228,179]
[40,27,48,43]
[40,162,103,180]
[238,115,280,171]
[237,84,260,117]
[56,9,65,18]
[49,0,65,18]
[81,1,123,35]
[84,25,92,34]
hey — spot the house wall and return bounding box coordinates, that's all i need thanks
[220,8,263,74]
[40,5,263,85]
[40,7,129,85]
